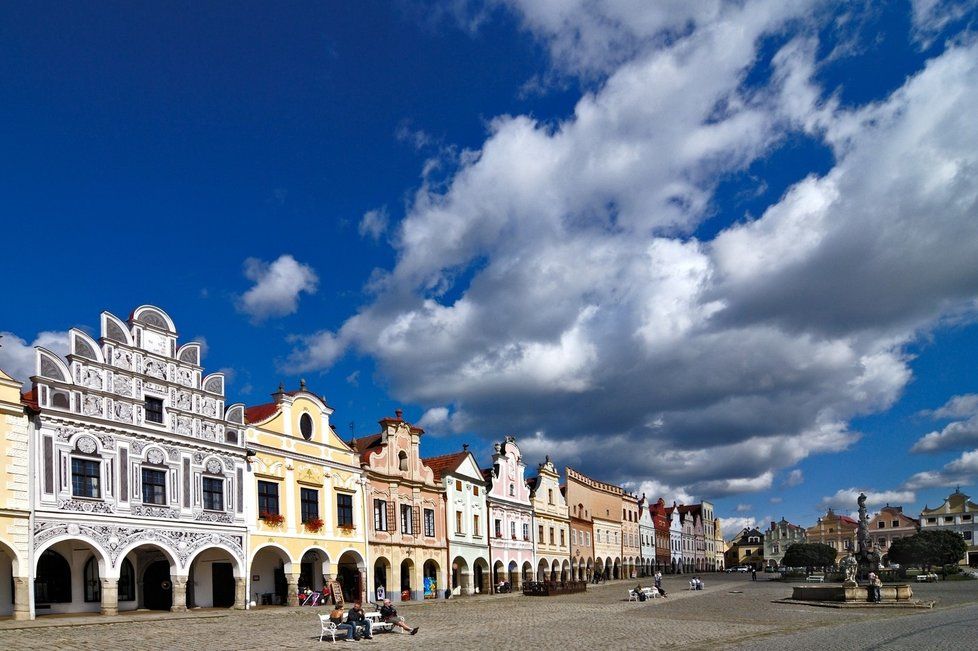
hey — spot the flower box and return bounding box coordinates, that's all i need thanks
[304,517,324,533]
[260,512,285,526]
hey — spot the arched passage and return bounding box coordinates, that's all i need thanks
[337,550,365,603]
[594,558,603,581]
[473,557,489,595]
[298,548,330,594]
[114,542,180,612]
[374,556,392,601]
[187,546,242,609]
[537,558,549,582]
[613,557,621,580]
[507,560,519,589]
[400,558,415,601]
[0,539,25,619]
[250,544,294,606]
[451,556,470,595]
[422,559,440,599]
[551,559,560,582]
[521,561,533,588]
[492,560,505,592]
[561,560,570,583]
[34,538,110,616]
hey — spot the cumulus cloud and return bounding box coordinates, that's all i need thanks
[904,448,978,489]
[912,395,978,453]
[720,517,759,538]
[0,331,70,388]
[910,0,978,47]
[238,255,318,321]
[820,488,916,511]
[783,469,804,487]
[284,5,978,497]
[736,503,752,513]
[359,208,390,240]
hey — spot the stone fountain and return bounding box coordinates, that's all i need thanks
[788,493,918,607]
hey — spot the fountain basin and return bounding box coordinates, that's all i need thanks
[791,583,913,603]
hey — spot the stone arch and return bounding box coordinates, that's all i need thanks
[537,558,549,581]
[492,559,505,591]
[551,559,560,581]
[35,534,112,578]
[521,560,533,587]
[400,557,416,600]
[249,543,296,606]
[0,536,24,577]
[187,545,243,609]
[473,557,489,595]
[337,549,366,602]
[451,556,470,595]
[613,557,621,580]
[561,559,570,582]
[422,558,440,599]
[113,540,180,575]
[373,555,392,600]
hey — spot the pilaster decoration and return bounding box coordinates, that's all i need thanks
[112,349,133,370]
[131,505,180,519]
[193,452,206,464]
[144,359,167,380]
[55,426,81,441]
[83,395,103,416]
[130,440,148,454]
[58,499,116,514]
[166,446,181,461]
[33,520,246,567]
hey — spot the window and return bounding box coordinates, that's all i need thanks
[83,556,101,602]
[398,451,408,472]
[71,458,101,498]
[494,519,502,537]
[573,529,578,546]
[927,517,936,524]
[510,521,516,539]
[145,396,164,424]
[35,550,71,603]
[945,516,954,523]
[548,489,554,504]
[257,480,279,517]
[538,524,544,542]
[301,488,319,523]
[509,484,515,496]
[300,413,314,440]
[456,511,464,534]
[549,527,555,545]
[374,499,388,531]
[456,480,463,491]
[424,508,435,537]
[472,485,479,496]
[401,504,414,534]
[336,493,354,527]
[142,468,166,505]
[119,558,135,602]
[964,531,973,541]
[203,477,223,511]
[523,523,529,541]
[891,520,900,527]
[878,521,886,528]
[963,514,972,521]
[473,514,480,536]
[586,532,591,546]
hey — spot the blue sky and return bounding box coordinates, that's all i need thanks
[3,1,978,537]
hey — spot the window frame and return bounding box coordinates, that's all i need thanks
[257,480,280,517]
[141,467,167,505]
[336,492,354,528]
[401,504,414,534]
[374,499,388,531]
[424,508,435,537]
[144,396,165,424]
[71,457,102,499]
[202,476,224,512]
[300,487,320,523]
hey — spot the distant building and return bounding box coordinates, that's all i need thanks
[725,527,764,570]
[806,509,858,562]
[638,495,656,577]
[527,456,570,583]
[484,436,534,589]
[650,498,672,572]
[869,505,918,564]
[920,489,978,567]
[712,518,725,571]
[764,518,807,569]
[565,467,624,580]
[621,493,642,579]
[0,367,30,619]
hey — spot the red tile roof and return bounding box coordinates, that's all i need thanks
[245,402,279,424]
[421,451,470,481]
[21,390,38,411]
[352,434,383,464]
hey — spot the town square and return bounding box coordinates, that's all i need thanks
[3,1,978,649]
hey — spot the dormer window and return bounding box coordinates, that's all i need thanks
[398,451,408,472]
[300,413,314,440]
[145,397,164,424]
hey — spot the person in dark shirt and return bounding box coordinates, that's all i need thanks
[380,598,419,634]
[347,601,373,640]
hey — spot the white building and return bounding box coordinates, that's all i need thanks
[920,489,978,566]
[668,504,683,573]
[28,306,249,618]
[638,495,656,577]
[424,446,490,595]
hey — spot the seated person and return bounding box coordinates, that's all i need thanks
[347,601,373,640]
[695,577,704,590]
[380,598,419,635]
[330,604,357,641]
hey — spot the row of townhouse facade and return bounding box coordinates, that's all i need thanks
[0,304,729,620]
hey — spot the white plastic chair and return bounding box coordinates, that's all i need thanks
[627,589,638,601]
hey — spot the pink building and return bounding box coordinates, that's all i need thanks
[483,436,534,590]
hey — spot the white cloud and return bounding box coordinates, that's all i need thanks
[0,331,70,388]
[720,517,758,539]
[912,394,978,453]
[783,469,804,487]
[820,487,916,511]
[285,7,978,497]
[770,496,783,504]
[910,0,978,47]
[904,448,978,489]
[191,336,209,358]
[345,370,360,387]
[735,503,752,512]
[238,255,318,321]
[359,207,390,240]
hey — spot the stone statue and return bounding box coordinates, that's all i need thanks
[857,492,870,556]
[841,552,859,587]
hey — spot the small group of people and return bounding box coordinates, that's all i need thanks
[633,583,667,600]
[688,576,705,590]
[867,572,883,603]
[329,599,420,641]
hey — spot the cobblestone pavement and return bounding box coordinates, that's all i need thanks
[1,575,975,650]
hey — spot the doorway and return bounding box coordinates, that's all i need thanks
[212,563,234,607]
[143,561,173,610]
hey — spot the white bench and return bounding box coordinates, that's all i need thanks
[641,587,661,599]
[915,573,938,582]
[806,574,825,583]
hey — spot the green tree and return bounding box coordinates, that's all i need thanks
[782,543,838,571]
[886,530,966,576]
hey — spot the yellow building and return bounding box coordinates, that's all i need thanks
[0,368,31,619]
[713,518,725,571]
[528,457,570,582]
[244,382,369,607]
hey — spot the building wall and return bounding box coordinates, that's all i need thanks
[485,437,534,588]
[0,368,31,619]
[529,458,570,582]
[806,510,857,562]
[621,494,641,579]
[764,518,807,568]
[920,490,978,566]
[638,497,655,576]
[564,468,623,578]
[361,413,447,601]
[245,390,369,606]
[441,453,490,595]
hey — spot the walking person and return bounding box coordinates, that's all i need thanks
[654,570,662,589]
[751,567,757,581]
